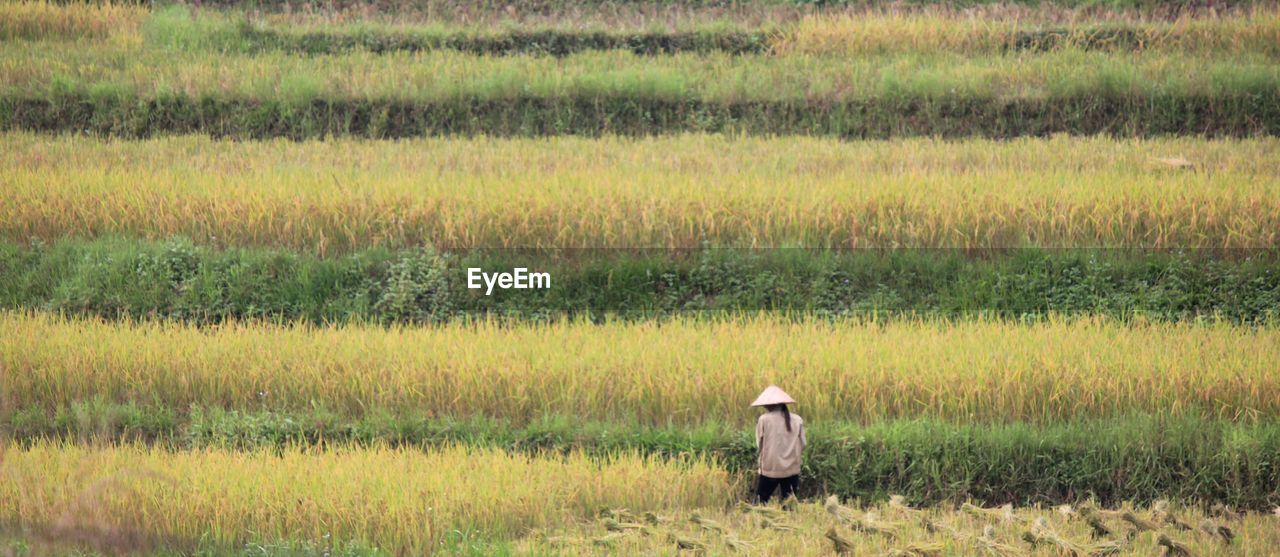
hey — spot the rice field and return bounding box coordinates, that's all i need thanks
[1,440,1274,555]
[6,40,1274,101]
[4,3,1278,139]
[6,4,1276,138]
[515,499,1280,556]
[8,2,1279,57]
[4,312,1277,425]
[4,133,1277,251]
[778,10,1280,56]
[0,1,143,41]
[0,441,729,554]
[4,1,1280,554]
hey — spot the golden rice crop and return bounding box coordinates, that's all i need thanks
[3,312,1277,424]
[8,2,1276,57]
[2,0,787,36]
[5,442,1274,555]
[519,499,1280,556]
[775,9,1280,56]
[0,1,144,41]
[0,441,730,554]
[2,133,1277,251]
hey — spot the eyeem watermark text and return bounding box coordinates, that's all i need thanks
[467,267,551,295]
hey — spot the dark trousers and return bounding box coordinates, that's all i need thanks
[755,474,799,503]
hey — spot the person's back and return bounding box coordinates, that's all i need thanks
[757,410,805,479]
[750,385,805,503]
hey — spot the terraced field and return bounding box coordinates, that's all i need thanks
[4,133,1279,250]
[7,313,1279,424]
[3,5,1279,138]
[3,444,1275,555]
[2,1,1278,555]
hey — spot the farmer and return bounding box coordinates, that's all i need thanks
[751,384,805,504]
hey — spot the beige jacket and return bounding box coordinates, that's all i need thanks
[756,411,805,478]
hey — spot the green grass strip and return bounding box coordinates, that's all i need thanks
[231,26,774,56]
[230,25,1277,56]
[3,238,1278,323]
[5,92,1278,138]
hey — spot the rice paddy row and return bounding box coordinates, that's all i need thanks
[5,4,1275,139]
[9,404,1280,508]
[516,499,1279,556]
[3,37,1277,137]
[4,133,1278,250]
[777,10,1280,56]
[9,3,1279,58]
[2,441,1274,556]
[0,441,729,555]
[7,42,1273,104]
[4,312,1277,425]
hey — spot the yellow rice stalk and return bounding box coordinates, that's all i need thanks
[1120,511,1159,532]
[758,515,798,532]
[667,531,707,552]
[884,542,944,557]
[977,525,1025,557]
[1086,515,1116,539]
[591,532,626,547]
[0,441,730,554]
[825,495,856,525]
[1152,505,1193,532]
[963,503,1020,524]
[0,1,144,41]
[722,533,754,552]
[689,512,727,535]
[2,133,1277,251]
[776,9,1280,56]
[1157,534,1194,556]
[775,13,1017,55]
[824,526,855,554]
[523,501,1280,556]
[854,511,904,539]
[737,501,785,520]
[3,312,1278,425]
[1209,502,1243,521]
[1198,518,1234,545]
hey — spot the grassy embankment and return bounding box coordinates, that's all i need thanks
[2,238,1278,323]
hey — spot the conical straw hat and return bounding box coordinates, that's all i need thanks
[750,385,796,407]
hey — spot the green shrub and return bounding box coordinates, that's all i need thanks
[373,249,454,323]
